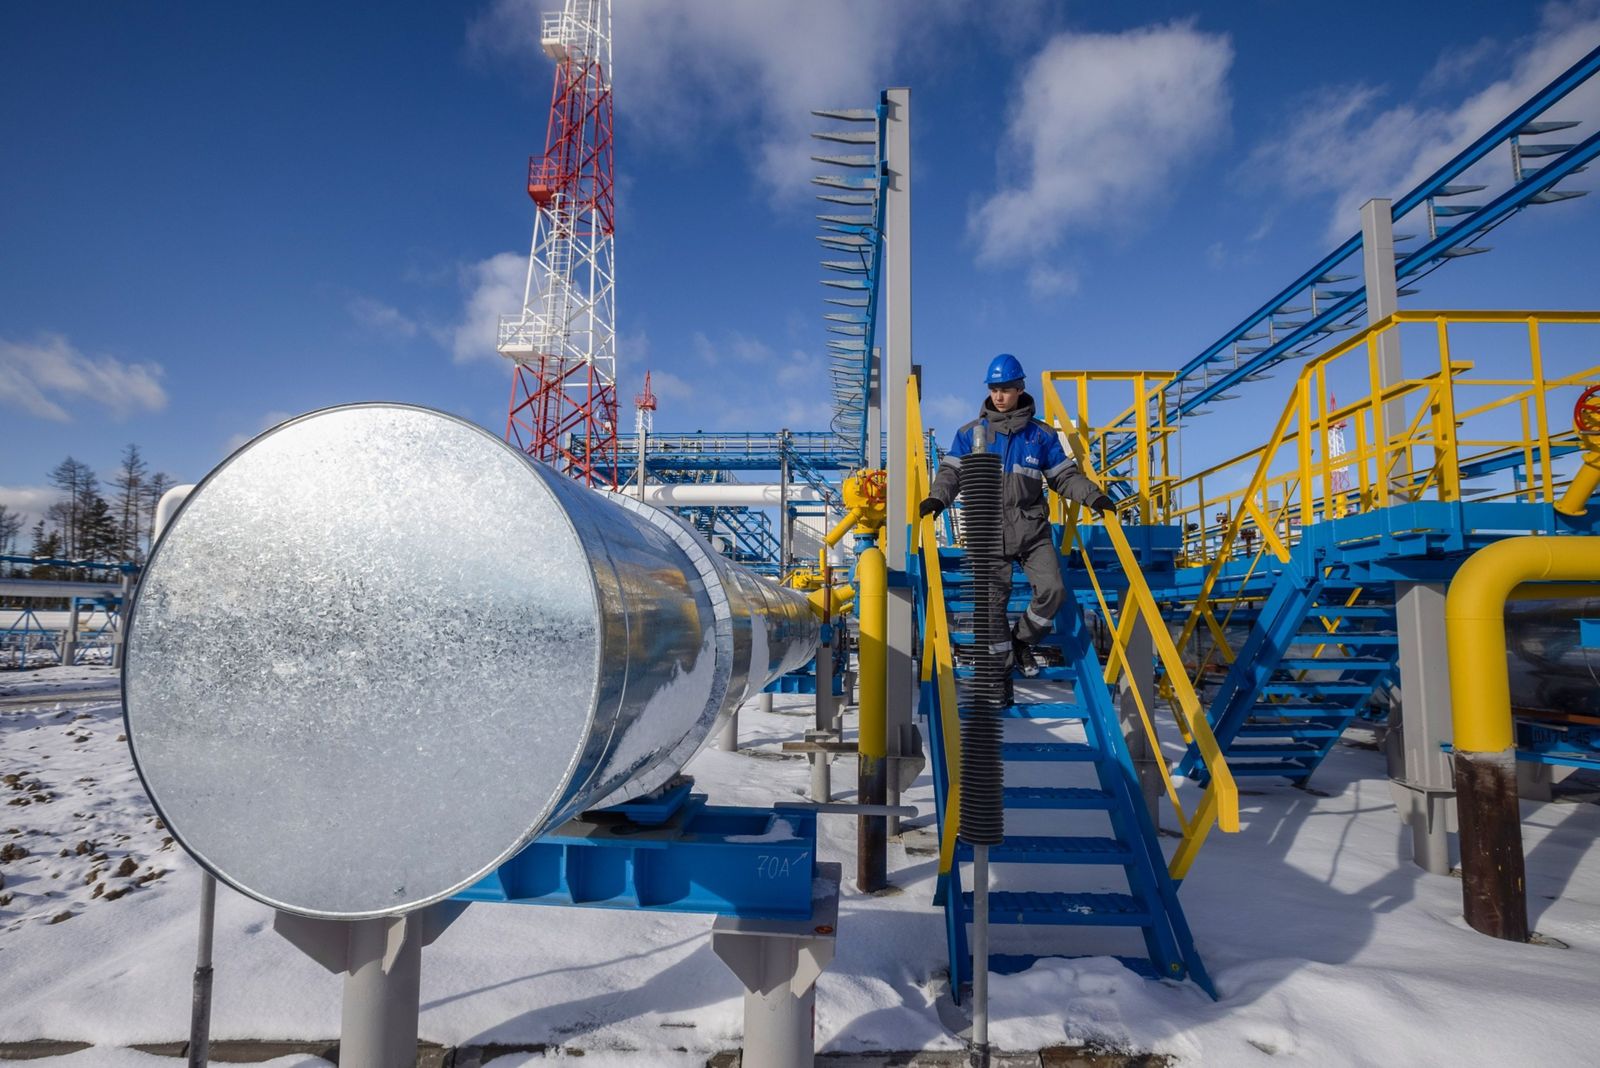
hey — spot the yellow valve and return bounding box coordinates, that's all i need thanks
[784,568,824,592]
[841,469,889,535]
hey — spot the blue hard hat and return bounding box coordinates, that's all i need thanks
[984,353,1025,388]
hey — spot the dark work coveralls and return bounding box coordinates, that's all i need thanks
[925,393,1103,646]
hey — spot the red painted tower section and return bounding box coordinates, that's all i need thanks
[500,1,619,487]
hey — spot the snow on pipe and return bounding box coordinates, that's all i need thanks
[122,404,819,921]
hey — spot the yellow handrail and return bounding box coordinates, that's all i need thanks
[905,376,966,877]
[1041,377,1240,877]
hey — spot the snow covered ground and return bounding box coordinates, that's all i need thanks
[3,665,1599,1065]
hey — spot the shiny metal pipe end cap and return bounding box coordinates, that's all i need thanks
[123,404,602,919]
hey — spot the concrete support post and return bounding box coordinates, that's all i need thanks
[712,862,840,1068]
[273,903,464,1068]
[60,601,80,668]
[1116,613,1162,825]
[113,570,135,669]
[882,87,917,839]
[1360,198,1409,490]
[341,916,423,1068]
[714,705,739,752]
[1388,581,1457,874]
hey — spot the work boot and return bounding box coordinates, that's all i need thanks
[1012,637,1041,678]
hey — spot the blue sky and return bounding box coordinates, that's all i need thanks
[3,0,1600,529]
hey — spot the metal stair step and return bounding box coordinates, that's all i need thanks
[957,835,1132,865]
[1246,705,1355,721]
[962,890,1152,926]
[1305,605,1394,619]
[1001,741,1098,762]
[1278,656,1394,671]
[1239,719,1349,736]
[1001,786,1114,810]
[959,701,1087,720]
[945,597,1034,612]
[1287,633,1399,645]
[955,665,1073,682]
[1225,741,1327,756]
[1261,681,1380,696]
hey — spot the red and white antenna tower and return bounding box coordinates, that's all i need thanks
[498,0,618,487]
[634,370,657,439]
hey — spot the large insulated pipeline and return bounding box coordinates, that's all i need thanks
[121,403,819,921]
[957,443,1006,1058]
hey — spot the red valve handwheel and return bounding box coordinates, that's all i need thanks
[1577,385,1600,437]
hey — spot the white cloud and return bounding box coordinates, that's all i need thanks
[224,410,294,456]
[347,296,419,338]
[448,251,528,364]
[1247,0,1600,241]
[970,22,1234,267]
[1027,265,1081,299]
[467,0,973,201]
[0,333,167,422]
[0,485,57,537]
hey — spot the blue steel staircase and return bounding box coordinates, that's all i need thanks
[917,540,1215,997]
[1174,556,1400,786]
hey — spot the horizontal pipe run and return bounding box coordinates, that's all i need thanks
[124,405,821,920]
[635,484,824,506]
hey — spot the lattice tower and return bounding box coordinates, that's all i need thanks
[498,0,618,487]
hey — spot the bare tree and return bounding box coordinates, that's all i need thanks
[113,444,148,562]
[142,471,176,555]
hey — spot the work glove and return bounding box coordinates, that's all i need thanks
[918,496,946,519]
[1089,494,1115,516]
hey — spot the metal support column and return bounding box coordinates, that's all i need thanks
[812,624,835,802]
[340,916,423,1068]
[1117,612,1162,825]
[779,428,791,573]
[60,601,79,668]
[1360,198,1409,490]
[273,904,464,1068]
[1387,581,1457,874]
[712,862,840,1068]
[882,87,918,838]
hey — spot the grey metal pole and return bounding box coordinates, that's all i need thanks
[61,601,79,668]
[812,626,834,801]
[186,873,216,1068]
[1388,582,1456,874]
[1360,198,1408,490]
[1117,614,1162,824]
[971,845,990,1064]
[779,429,791,575]
[883,87,917,839]
[340,916,422,1068]
[715,704,740,752]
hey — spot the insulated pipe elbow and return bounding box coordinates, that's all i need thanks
[1446,536,1600,753]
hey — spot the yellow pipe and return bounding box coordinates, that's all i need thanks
[1555,450,1600,517]
[824,507,865,548]
[1446,536,1600,753]
[806,583,855,618]
[856,541,888,761]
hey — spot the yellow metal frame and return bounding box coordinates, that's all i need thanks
[909,374,1238,882]
[1039,377,1239,877]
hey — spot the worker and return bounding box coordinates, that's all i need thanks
[918,353,1112,678]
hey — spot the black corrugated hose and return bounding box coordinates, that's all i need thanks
[958,449,1005,846]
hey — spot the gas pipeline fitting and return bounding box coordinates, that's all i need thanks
[1555,385,1600,517]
